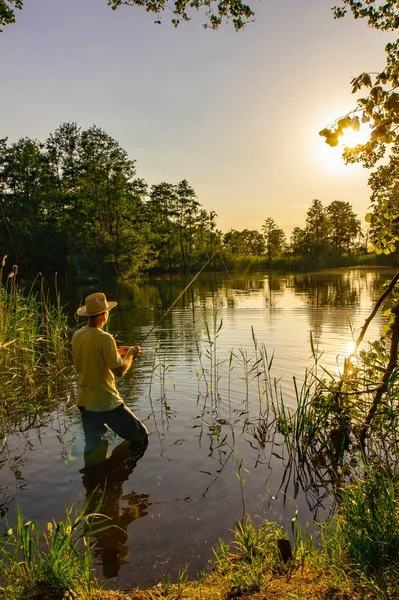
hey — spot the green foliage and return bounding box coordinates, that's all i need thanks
[304,199,331,256]
[223,228,265,256]
[321,468,399,595]
[1,0,254,31]
[146,180,221,272]
[0,499,109,600]
[231,517,283,564]
[0,124,220,278]
[289,199,361,258]
[366,144,399,255]
[326,200,362,255]
[0,261,70,419]
[262,217,286,259]
[0,0,22,30]
[108,0,254,30]
[322,2,399,259]
[333,1,399,32]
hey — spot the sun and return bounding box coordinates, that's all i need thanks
[340,122,371,148]
[314,119,371,173]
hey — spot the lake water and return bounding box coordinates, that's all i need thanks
[0,267,395,589]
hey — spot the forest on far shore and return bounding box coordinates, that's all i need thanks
[0,123,395,281]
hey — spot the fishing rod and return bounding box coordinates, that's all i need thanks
[138,251,219,346]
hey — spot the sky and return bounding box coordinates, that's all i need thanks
[0,0,393,235]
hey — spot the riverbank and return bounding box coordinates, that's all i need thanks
[214,252,398,274]
[6,469,399,600]
[21,503,399,600]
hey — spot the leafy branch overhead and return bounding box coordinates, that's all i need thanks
[1,0,254,31]
[318,2,399,258]
[320,2,399,166]
[0,0,22,30]
[108,0,254,30]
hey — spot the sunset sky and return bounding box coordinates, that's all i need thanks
[0,0,392,235]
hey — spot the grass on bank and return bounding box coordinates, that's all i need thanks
[0,259,70,423]
[0,497,111,600]
[219,252,390,273]
[1,466,398,600]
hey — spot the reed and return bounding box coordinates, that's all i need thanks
[320,466,399,598]
[0,262,70,422]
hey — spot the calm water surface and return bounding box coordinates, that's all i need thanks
[0,268,394,589]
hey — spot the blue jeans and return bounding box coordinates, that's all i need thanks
[79,403,148,449]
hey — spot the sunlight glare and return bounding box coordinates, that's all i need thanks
[347,341,356,356]
[314,121,371,173]
[341,123,371,148]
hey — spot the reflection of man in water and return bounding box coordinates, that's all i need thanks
[81,438,150,579]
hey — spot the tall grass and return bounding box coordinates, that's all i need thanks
[0,499,109,600]
[320,467,399,598]
[0,259,70,422]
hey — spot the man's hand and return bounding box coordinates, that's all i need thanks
[113,345,142,377]
[127,345,142,359]
[118,345,142,358]
[117,345,131,356]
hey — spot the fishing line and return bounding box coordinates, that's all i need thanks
[219,251,236,288]
[138,251,219,345]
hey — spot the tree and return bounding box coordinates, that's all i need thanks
[223,229,265,255]
[326,200,361,255]
[0,124,158,278]
[261,217,286,259]
[319,2,399,258]
[0,136,69,272]
[320,2,399,165]
[146,182,179,269]
[174,179,200,270]
[75,125,153,277]
[303,199,331,257]
[366,145,399,255]
[0,0,22,31]
[109,0,254,29]
[1,0,253,32]
[289,226,307,256]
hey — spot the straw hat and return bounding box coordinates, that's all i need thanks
[77,292,117,317]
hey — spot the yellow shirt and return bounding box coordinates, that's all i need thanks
[72,326,124,412]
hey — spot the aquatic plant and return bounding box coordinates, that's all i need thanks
[267,271,399,504]
[0,260,71,422]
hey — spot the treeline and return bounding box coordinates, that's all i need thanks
[225,199,364,259]
[0,123,219,279]
[0,122,369,280]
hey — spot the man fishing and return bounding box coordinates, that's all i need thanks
[72,292,148,453]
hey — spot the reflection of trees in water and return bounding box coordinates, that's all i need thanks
[111,273,287,366]
[288,273,360,308]
[287,270,394,310]
[68,270,394,353]
[285,271,389,346]
[81,438,149,579]
[113,271,390,360]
